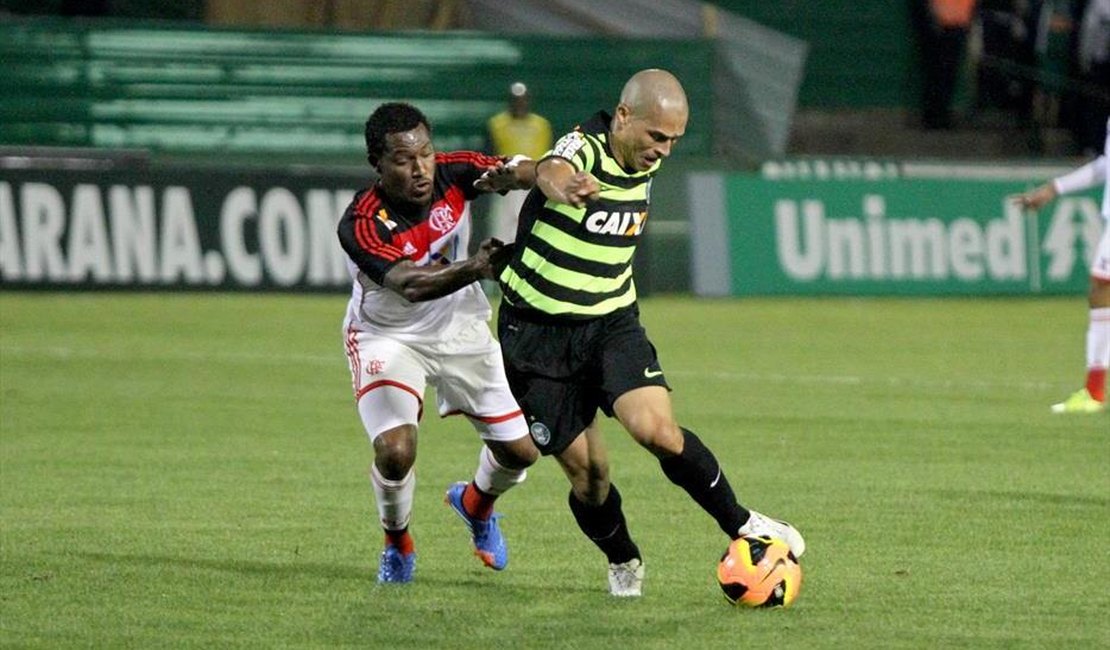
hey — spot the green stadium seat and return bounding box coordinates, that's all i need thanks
[0,20,712,165]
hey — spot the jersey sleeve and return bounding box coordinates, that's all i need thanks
[436,151,506,201]
[1053,155,1107,195]
[336,193,406,286]
[546,130,596,173]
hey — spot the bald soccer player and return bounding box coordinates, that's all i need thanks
[495,69,806,597]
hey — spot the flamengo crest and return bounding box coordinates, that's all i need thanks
[428,205,456,233]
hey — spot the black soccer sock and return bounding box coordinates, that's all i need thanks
[659,428,750,538]
[567,484,641,565]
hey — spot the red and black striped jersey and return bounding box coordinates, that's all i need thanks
[338,150,505,286]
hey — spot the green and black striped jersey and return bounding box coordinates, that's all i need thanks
[499,111,659,319]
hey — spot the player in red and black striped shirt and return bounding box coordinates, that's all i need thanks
[336,102,539,583]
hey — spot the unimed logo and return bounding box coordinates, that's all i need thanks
[772,194,1101,284]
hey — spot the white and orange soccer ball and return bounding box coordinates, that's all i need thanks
[716,534,802,608]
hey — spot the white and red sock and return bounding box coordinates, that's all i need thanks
[383,529,414,555]
[1086,307,1110,402]
[466,445,527,520]
[371,464,415,535]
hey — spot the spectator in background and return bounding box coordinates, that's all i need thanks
[61,0,110,16]
[1014,116,1109,414]
[485,82,553,243]
[913,0,979,129]
[977,0,1040,121]
[1032,0,1077,128]
[1074,0,1110,153]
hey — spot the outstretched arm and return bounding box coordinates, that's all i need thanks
[1015,155,1108,210]
[381,238,512,302]
[1014,183,1058,210]
[535,156,600,208]
[473,155,537,193]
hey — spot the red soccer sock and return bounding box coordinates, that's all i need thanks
[1086,368,1107,402]
[384,528,414,555]
[462,482,495,521]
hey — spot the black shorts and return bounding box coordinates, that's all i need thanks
[497,302,670,456]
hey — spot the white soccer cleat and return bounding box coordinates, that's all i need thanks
[739,510,806,559]
[608,558,644,597]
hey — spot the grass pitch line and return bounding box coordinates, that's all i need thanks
[0,344,337,367]
[1,344,1061,392]
[683,369,1059,392]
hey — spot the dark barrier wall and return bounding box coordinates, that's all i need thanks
[1,164,366,291]
[0,161,683,294]
[6,161,1099,297]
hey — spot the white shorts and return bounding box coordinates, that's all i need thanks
[343,317,527,442]
[1092,219,1110,281]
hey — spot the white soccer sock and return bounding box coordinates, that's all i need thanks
[370,464,415,531]
[1087,308,1110,369]
[473,444,527,496]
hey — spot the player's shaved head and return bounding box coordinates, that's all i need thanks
[618,69,688,120]
[610,69,688,172]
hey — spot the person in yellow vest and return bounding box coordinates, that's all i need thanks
[485,82,553,243]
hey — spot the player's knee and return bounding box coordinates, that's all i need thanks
[626,416,683,455]
[372,426,417,477]
[488,436,539,469]
[513,439,540,467]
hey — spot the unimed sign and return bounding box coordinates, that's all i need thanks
[0,166,369,290]
[689,173,1104,296]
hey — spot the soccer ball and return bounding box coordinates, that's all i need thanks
[716,535,802,608]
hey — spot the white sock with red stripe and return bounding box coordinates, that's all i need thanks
[474,444,526,497]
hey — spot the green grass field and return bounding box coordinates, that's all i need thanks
[1,292,1107,649]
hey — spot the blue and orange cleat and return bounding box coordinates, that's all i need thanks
[444,481,508,570]
[377,544,415,584]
